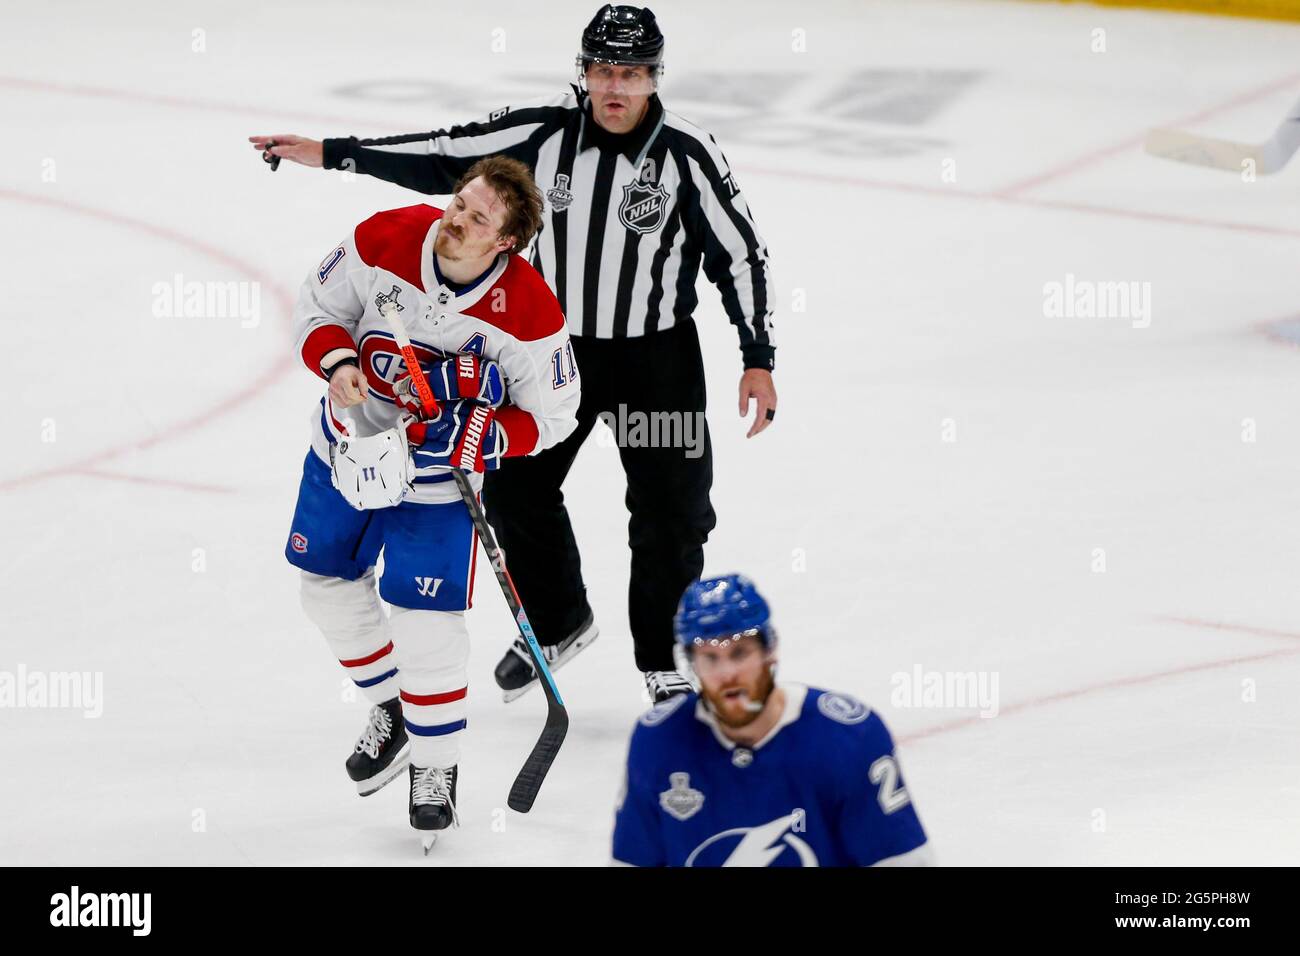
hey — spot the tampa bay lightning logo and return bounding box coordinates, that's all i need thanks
[639,693,689,727]
[817,692,870,725]
[686,812,818,867]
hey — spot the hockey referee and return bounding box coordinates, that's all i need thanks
[250,5,777,704]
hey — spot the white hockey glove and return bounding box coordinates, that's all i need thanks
[328,425,414,510]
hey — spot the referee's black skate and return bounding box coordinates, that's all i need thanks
[493,610,599,702]
[345,697,410,796]
[409,764,459,854]
[644,669,694,703]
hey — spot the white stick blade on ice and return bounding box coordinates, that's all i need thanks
[1143,128,1260,173]
[1144,94,1300,176]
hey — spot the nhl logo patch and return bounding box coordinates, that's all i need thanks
[817,692,870,725]
[546,173,574,213]
[659,772,704,821]
[618,173,669,234]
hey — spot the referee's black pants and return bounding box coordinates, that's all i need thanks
[482,319,716,672]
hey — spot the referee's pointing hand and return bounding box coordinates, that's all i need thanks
[248,134,324,168]
[739,369,777,438]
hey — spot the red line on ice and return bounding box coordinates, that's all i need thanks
[76,468,236,495]
[0,75,390,131]
[0,189,296,493]
[994,70,1300,197]
[743,165,1300,239]
[898,620,1300,746]
[1153,615,1300,642]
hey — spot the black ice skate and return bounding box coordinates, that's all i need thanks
[643,669,694,703]
[409,764,459,854]
[345,697,410,796]
[493,610,599,702]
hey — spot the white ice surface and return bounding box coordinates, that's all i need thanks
[2,0,1299,865]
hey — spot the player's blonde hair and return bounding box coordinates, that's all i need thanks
[454,155,544,255]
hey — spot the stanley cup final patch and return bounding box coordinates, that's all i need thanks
[659,772,705,821]
[619,160,670,234]
[374,285,404,312]
[546,173,574,212]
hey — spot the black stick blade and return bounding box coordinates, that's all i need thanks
[507,706,569,813]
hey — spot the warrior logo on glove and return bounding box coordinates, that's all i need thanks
[394,354,506,415]
[409,401,504,474]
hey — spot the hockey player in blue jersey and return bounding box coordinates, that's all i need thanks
[612,574,932,867]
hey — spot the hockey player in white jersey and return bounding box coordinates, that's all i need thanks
[282,155,579,844]
[613,575,932,867]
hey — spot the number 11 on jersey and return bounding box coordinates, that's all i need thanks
[551,340,578,389]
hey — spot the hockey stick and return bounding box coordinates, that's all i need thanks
[379,303,568,813]
[1144,93,1300,176]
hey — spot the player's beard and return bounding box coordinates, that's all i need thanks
[702,665,776,729]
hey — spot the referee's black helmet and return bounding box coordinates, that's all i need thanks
[577,5,664,69]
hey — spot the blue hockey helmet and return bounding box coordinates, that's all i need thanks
[674,575,776,652]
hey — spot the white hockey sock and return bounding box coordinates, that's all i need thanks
[299,571,399,705]
[388,607,470,769]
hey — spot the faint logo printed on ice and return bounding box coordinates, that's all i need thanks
[1043,273,1151,329]
[332,70,981,160]
[152,273,261,329]
[0,664,102,718]
[890,665,999,718]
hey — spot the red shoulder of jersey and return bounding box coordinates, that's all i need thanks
[464,255,566,342]
[353,204,443,291]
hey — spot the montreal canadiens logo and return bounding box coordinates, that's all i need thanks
[357,331,445,401]
[685,812,818,867]
[290,533,308,553]
[817,692,870,725]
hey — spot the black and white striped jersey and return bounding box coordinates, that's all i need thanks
[322,87,777,371]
